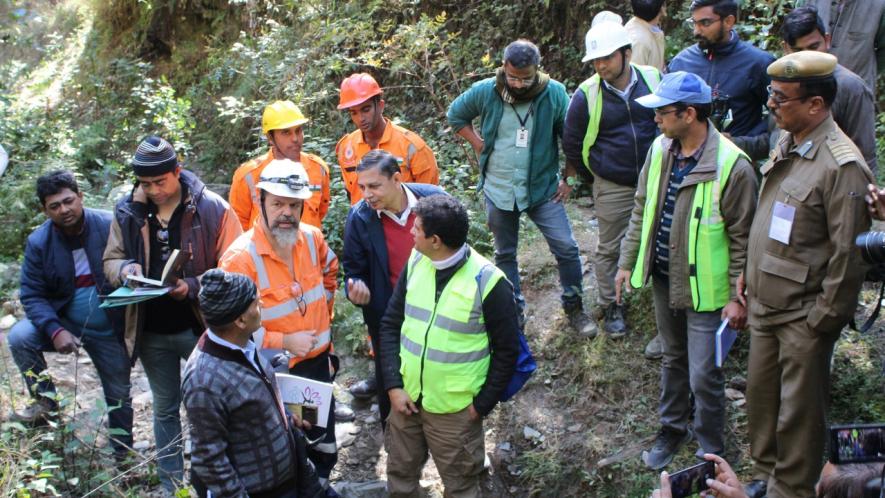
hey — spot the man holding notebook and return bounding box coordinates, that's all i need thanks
[614,72,757,469]
[219,158,340,494]
[103,136,241,491]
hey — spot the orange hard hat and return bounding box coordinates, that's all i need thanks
[337,73,383,110]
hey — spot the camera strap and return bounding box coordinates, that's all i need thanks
[850,281,885,333]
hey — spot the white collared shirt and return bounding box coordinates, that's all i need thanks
[602,66,638,102]
[376,184,418,226]
[206,329,262,374]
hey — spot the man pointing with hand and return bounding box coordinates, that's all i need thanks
[342,150,446,428]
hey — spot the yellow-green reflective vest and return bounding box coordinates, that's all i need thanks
[577,64,662,170]
[630,135,747,311]
[400,248,504,414]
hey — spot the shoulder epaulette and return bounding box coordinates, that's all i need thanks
[825,132,860,167]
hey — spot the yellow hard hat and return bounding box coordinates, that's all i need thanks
[261,100,309,135]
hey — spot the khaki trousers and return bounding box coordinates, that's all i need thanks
[591,174,637,306]
[746,318,837,498]
[385,406,484,498]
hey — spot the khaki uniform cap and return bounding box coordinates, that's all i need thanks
[767,51,837,81]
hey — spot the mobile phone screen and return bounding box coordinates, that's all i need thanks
[830,424,885,464]
[669,461,715,498]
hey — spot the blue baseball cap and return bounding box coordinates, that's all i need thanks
[635,71,712,108]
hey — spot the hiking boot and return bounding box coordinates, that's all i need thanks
[564,301,598,338]
[644,334,663,360]
[9,398,57,426]
[642,427,693,470]
[603,303,628,338]
[348,377,377,400]
[744,479,767,498]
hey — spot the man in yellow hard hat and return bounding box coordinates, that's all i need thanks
[230,100,331,231]
[335,73,439,205]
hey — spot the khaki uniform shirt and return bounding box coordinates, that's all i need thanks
[746,115,873,334]
[625,17,666,71]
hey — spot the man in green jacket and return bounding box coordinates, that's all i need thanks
[614,72,757,469]
[447,39,596,337]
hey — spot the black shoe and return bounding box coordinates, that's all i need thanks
[334,403,355,422]
[744,479,767,498]
[348,377,377,400]
[564,301,598,338]
[603,303,628,338]
[642,427,692,470]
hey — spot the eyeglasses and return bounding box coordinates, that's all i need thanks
[260,175,309,192]
[290,281,307,317]
[505,74,537,86]
[766,85,807,106]
[654,108,681,117]
[685,16,722,28]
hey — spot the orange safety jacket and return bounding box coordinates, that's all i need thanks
[229,150,331,231]
[335,118,439,205]
[219,222,338,368]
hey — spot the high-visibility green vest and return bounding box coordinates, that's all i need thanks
[400,248,504,414]
[630,134,747,311]
[577,64,662,170]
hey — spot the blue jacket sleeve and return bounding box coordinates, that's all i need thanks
[562,88,590,166]
[20,236,63,339]
[341,207,369,301]
[447,83,483,132]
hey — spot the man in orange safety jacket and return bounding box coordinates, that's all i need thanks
[230,100,331,231]
[335,73,440,205]
[219,158,340,492]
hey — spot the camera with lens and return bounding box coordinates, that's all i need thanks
[856,232,885,280]
[710,95,731,131]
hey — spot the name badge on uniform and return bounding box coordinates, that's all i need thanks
[768,201,796,245]
[515,128,529,148]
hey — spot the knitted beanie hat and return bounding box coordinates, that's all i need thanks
[198,269,258,327]
[131,136,178,176]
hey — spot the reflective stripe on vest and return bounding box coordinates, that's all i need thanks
[245,172,259,207]
[246,229,331,362]
[629,135,747,311]
[405,143,417,175]
[399,248,504,414]
[577,64,662,170]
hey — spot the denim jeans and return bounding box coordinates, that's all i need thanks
[484,195,584,309]
[138,328,198,491]
[7,318,133,453]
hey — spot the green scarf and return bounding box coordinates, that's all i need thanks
[495,67,550,104]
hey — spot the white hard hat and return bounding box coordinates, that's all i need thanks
[256,159,312,200]
[591,10,623,28]
[582,21,632,63]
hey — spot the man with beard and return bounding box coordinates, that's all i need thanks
[336,73,439,206]
[219,159,341,496]
[447,39,596,336]
[563,20,661,341]
[668,0,774,139]
[229,101,331,231]
[741,51,873,498]
[104,136,242,491]
[8,171,133,460]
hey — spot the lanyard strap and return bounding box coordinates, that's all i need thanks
[510,102,534,129]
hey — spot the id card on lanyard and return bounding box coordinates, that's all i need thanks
[512,102,533,148]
